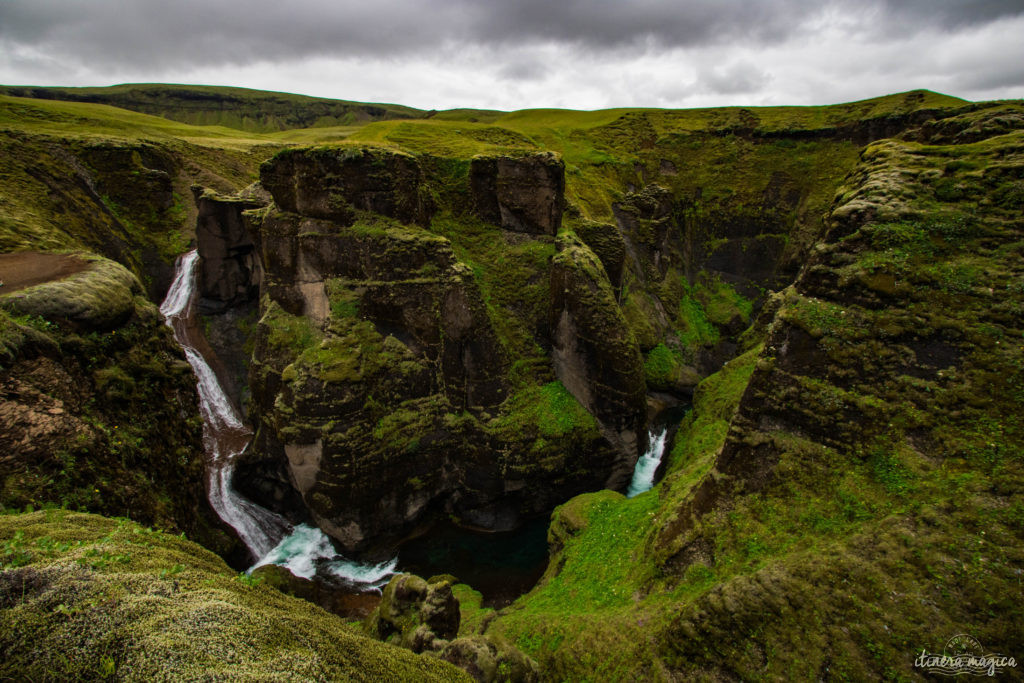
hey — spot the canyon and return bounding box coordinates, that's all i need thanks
[0,85,1022,680]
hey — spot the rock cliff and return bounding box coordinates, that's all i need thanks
[238,147,629,554]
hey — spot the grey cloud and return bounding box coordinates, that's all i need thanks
[949,52,1024,91]
[1,1,1022,77]
[496,58,549,82]
[697,62,772,95]
[880,0,1024,30]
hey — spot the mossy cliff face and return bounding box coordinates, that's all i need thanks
[0,125,263,301]
[650,102,1024,680]
[480,102,1024,680]
[549,234,646,481]
[194,184,269,314]
[260,146,434,227]
[0,510,468,681]
[241,147,619,553]
[0,255,234,556]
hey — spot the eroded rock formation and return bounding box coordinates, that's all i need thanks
[237,147,622,554]
[470,154,564,235]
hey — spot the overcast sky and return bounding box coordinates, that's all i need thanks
[1,1,1022,111]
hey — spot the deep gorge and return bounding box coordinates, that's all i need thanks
[1,86,1022,681]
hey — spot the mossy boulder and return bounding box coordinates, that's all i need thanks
[0,511,468,681]
[366,573,460,653]
[439,635,540,683]
[366,573,538,682]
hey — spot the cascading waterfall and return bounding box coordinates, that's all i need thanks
[161,250,395,588]
[626,427,668,498]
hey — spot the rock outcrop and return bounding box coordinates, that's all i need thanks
[234,146,631,554]
[260,147,434,227]
[366,573,540,682]
[549,235,647,481]
[193,185,268,314]
[470,154,564,235]
[366,574,461,652]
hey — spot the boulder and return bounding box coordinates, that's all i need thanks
[439,636,541,683]
[365,574,460,653]
[365,574,539,681]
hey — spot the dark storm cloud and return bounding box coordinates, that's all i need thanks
[2,0,1022,74]
[880,0,1024,29]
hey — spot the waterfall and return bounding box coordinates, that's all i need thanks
[626,427,668,498]
[161,250,290,557]
[162,250,394,587]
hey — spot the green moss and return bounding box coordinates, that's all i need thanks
[701,277,754,327]
[0,254,141,330]
[676,283,719,348]
[643,344,679,386]
[452,584,494,637]
[261,299,319,355]
[0,510,468,681]
[327,280,361,319]
[493,381,598,441]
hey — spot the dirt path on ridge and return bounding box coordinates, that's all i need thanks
[0,252,89,294]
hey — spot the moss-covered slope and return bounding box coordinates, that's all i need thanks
[0,84,427,133]
[0,510,468,681]
[476,102,1024,680]
[0,254,234,556]
[0,94,276,298]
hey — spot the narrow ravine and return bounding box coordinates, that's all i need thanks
[162,250,394,587]
[626,427,669,498]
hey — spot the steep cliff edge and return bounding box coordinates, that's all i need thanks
[239,147,631,554]
[0,510,467,681]
[0,95,274,558]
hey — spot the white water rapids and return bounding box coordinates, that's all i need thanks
[161,250,395,588]
[626,427,668,498]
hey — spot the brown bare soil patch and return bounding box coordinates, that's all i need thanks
[0,252,89,294]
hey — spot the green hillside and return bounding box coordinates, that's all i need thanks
[0,83,428,133]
